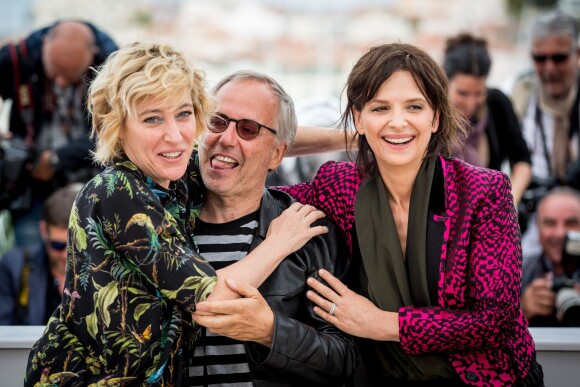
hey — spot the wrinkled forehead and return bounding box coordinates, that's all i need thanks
[532,33,577,53]
[539,193,580,219]
[215,79,278,123]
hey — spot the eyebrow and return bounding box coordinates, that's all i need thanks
[138,102,194,117]
[369,97,427,104]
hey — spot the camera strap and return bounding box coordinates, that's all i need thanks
[534,74,580,182]
[7,41,35,147]
[534,104,554,177]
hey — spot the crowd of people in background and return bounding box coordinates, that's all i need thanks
[0,6,578,387]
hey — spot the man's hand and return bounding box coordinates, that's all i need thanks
[192,279,275,347]
[521,277,556,319]
[30,150,56,181]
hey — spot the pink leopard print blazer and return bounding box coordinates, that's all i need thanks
[278,156,534,386]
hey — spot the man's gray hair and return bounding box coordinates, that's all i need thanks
[531,10,579,48]
[212,70,297,145]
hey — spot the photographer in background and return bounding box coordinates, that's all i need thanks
[510,10,580,259]
[521,187,580,327]
[0,183,81,325]
[0,20,117,249]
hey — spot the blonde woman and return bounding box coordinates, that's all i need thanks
[25,42,326,386]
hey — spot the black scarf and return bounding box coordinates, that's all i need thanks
[354,157,454,380]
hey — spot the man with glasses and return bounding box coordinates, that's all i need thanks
[0,183,82,325]
[510,10,580,258]
[185,70,357,386]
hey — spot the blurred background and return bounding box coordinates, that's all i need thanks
[1,0,579,103]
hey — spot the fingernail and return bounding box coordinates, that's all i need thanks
[226,278,237,287]
[319,269,326,275]
[306,277,313,284]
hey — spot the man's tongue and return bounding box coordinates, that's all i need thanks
[212,157,236,169]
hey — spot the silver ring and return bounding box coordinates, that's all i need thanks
[329,303,337,316]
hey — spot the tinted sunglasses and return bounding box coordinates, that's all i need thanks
[49,241,67,251]
[209,113,277,140]
[531,53,570,64]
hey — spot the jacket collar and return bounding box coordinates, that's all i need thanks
[255,188,296,240]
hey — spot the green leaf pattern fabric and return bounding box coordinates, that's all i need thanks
[25,157,217,386]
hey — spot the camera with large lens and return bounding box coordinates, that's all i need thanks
[518,176,558,234]
[0,137,35,209]
[553,231,580,326]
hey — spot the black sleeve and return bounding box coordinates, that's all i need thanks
[0,43,14,100]
[55,135,97,171]
[487,88,531,167]
[0,249,23,324]
[247,220,358,385]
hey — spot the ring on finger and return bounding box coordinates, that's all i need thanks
[329,302,337,316]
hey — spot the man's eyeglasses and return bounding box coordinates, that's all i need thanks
[49,241,67,251]
[209,113,277,140]
[531,53,570,64]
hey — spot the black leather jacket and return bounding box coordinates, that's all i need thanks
[244,189,358,386]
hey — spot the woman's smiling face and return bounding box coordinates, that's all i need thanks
[122,92,197,188]
[354,70,438,174]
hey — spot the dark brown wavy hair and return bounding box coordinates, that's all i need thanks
[339,43,468,177]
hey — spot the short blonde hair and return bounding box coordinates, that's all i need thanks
[88,42,214,166]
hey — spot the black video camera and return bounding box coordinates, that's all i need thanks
[0,137,35,210]
[518,176,558,234]
[552,231,580,291]
[553,231,580,291]
[553,231,580,326]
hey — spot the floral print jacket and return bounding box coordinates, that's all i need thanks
[25,158,217,387]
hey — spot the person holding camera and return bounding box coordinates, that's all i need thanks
[0,20,117,249]
[510,10,580,258]
[521,187,580,327]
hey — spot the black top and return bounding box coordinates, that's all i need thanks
[483,88,531,171]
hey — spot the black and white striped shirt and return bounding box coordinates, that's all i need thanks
[188,210,259,387]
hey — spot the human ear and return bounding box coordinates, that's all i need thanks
[353,109,365,136]
[431,113,440,133]
[268,143,288,171]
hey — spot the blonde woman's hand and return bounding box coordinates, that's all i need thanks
[264,202,328,257]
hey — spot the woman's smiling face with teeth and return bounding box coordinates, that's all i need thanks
[122,92,196,188]
[354,70,437,174]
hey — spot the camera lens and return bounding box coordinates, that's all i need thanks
[556,288,580,326]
